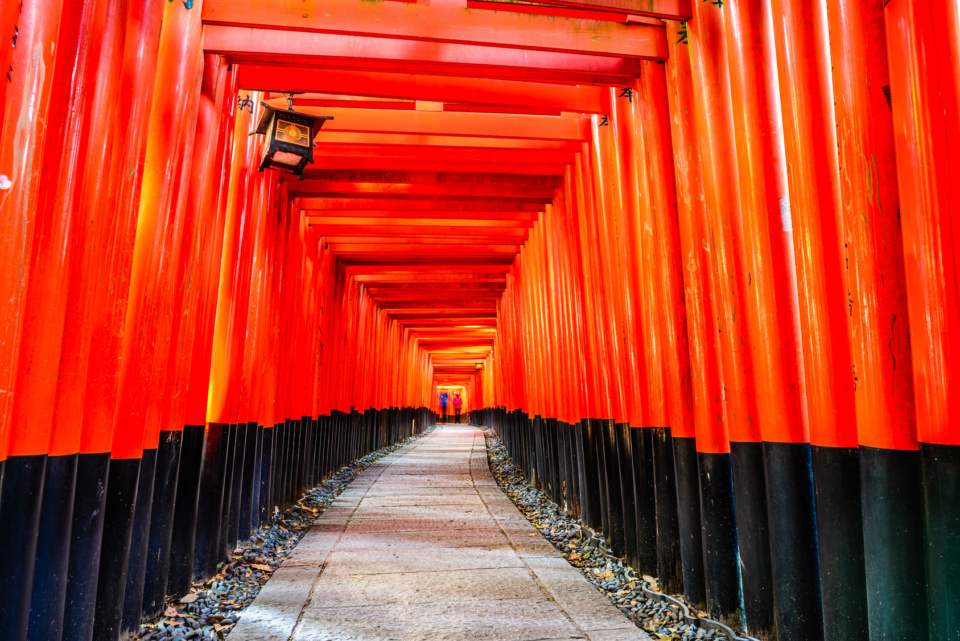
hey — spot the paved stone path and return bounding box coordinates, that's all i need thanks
[231,425,651,641]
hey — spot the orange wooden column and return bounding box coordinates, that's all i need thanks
[0,0,63,460]
[166,55,236,602]
[122,4,210,635]
[589,128,629,554]
[660,27,712,612]
[613,82,667,579]
[93,2,210,637]
[58,1,168,637]
[637,62,695,599]
[686,2,748,628]
[885,0,960,635]
[769,0,927,639]
[723,0,821,637]
[571,147,612,536]
[0,0,102,634]
[195,89,258,580]
[812,0,915,637]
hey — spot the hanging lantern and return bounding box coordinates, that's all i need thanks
[251,99,333,179]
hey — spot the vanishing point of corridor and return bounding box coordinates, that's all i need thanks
[231,425,648,641]
[1,1,958,641]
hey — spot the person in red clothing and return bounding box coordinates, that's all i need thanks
[453,392,463,424]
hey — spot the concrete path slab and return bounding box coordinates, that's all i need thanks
[230,425,651,641]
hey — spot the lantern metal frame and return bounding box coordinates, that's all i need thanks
[251,101,333,179]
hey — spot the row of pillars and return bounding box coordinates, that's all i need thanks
[469,2,958,640]
[0,1,440,641]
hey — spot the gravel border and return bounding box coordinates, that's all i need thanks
[483,428,753,641]
[136,427,435,641]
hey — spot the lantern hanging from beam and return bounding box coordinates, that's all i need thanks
[251,100,333,179]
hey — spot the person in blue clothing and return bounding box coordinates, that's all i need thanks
[440,391,449,423]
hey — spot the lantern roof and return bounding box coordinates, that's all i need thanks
[252,101,334,140]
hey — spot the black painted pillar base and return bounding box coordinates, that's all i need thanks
[593,419,610,539]
[238,422,258,542]
[730,441,775,641]
[810,445,868,641]
[672,436,706,610]
[579,419,602,533]
[62,452,111,641]
[119,448,158,641]
[630,428,658,577]
[652,427,683,596]
[166,425,204,604]
[141,430,183,620]
[92,456,142,641]
[559,422,572,514]
[250,424,263,529]
[218,425,237,562]
[0,454,47,641]
[193,423,227,582]
[763,442,823,641]
[567,422,581,520]
[227,423,246,552]
[697,451,742,630]
[259,426,274,524]
[548,417,562,505]
[28,453,78,641]
[860,446,929,639]
[615,422,636,566]
[922,442,960,639]
[275,420,287,512]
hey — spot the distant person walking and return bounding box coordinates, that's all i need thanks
[453,392,463,424]
[440,391,449,423]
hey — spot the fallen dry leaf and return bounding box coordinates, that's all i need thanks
[164,607,178,617]
[251,564,272,571]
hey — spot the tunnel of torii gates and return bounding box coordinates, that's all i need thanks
[0,0,957,640]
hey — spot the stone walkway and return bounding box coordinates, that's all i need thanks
[230,425,651,641]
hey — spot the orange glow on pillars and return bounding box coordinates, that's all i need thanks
[637,63,696,440]
[589,115,628,424]
[183,59,236,428]
[885,0,959,448]
[609,88,648,429]
[562,165,593,421]
[769,0,857,450]
[151,0,210,443]
[578,144,614,421]
[9,0,109,458]
[688,0,756,452]
[239,172,277,425]
[113,0,208,459]
[827,0,915,448]
[565,158,594,420]
[207,94,258,425]
[723,0,806,445]
[0,0,66,460]
[75,0,167,456]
